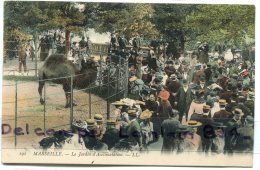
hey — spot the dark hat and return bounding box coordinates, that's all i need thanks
[245,115,254,125]
[183,79,188,85]
[232,74,238,79]
[200,76,206,82]
[195,64,201,70]
[212,122,227,128]
[154,77,162,83]
[196,89,205,97]
[176,125,192,133]
[189,83,198,89]
[166,60,173,64]
[53,130,73,141]
[206,99,214,108]
[140,89,149,95]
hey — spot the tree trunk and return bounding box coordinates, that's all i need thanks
[180,31,185,54]
[65,29,70,57]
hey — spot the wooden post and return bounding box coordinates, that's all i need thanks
[70,76,74,129]
[14,81,18,147]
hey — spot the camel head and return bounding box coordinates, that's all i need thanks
[80,57,99,72]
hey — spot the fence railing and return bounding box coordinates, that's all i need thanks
[2,53,129,148]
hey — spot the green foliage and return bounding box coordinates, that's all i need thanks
[187,4,255,48]
[93,3,159,39]
[4,2,255,52]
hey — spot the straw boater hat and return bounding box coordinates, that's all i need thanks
[94,114,103,122]
[218,99,227,106]
[111,101,130,106]
[140,109,152,120]
[86,119,96,127]
[135,100,146,105]
[232,108,244,116]
[128,109,137,117]
[203,104,211,112]
[106,119,117,126]
[159,90,170,100]
[185,120,202,127]
[129,76,138,82]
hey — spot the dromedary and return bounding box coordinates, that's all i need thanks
[38,54,98,108]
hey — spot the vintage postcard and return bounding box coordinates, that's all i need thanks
[1,0,255,167]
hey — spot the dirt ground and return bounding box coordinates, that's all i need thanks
[2,80,110,149]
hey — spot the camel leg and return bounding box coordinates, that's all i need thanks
[63,81,77,108]
[63,81,70,108]
[38,81,45,105]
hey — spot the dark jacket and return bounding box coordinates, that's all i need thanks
[161,118,180,152]
[213,109,233,125]
[102,128,120,150]
[176,87,193,114]
[127,120,142,147]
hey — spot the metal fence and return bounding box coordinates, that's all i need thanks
[2,43,129,148]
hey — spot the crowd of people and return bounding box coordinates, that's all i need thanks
[38,34,254,155]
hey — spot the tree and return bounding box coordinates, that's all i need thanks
[152,4,199,52]
[91,3,159,40]
[4,1,86,55]
[187,4,255,49]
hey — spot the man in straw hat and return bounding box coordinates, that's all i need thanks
[161,109,180,153]
[94,114,106,141]
[82,119,98,150]
[213,99,232,125]
[139,110,154,147]
[126,110,143,150]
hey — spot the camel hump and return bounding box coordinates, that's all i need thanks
[44,54,67,66]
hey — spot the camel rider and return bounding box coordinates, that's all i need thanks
[79,36,88,59]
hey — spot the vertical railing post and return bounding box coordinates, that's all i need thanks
[70,76,74,129]
[106,56,111,119]
[124,58,129,98]
[99,55,102,88]
[89,89,92,119]
[34,31,38,78]
[43,83,46,135]
[14,81,18,148]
